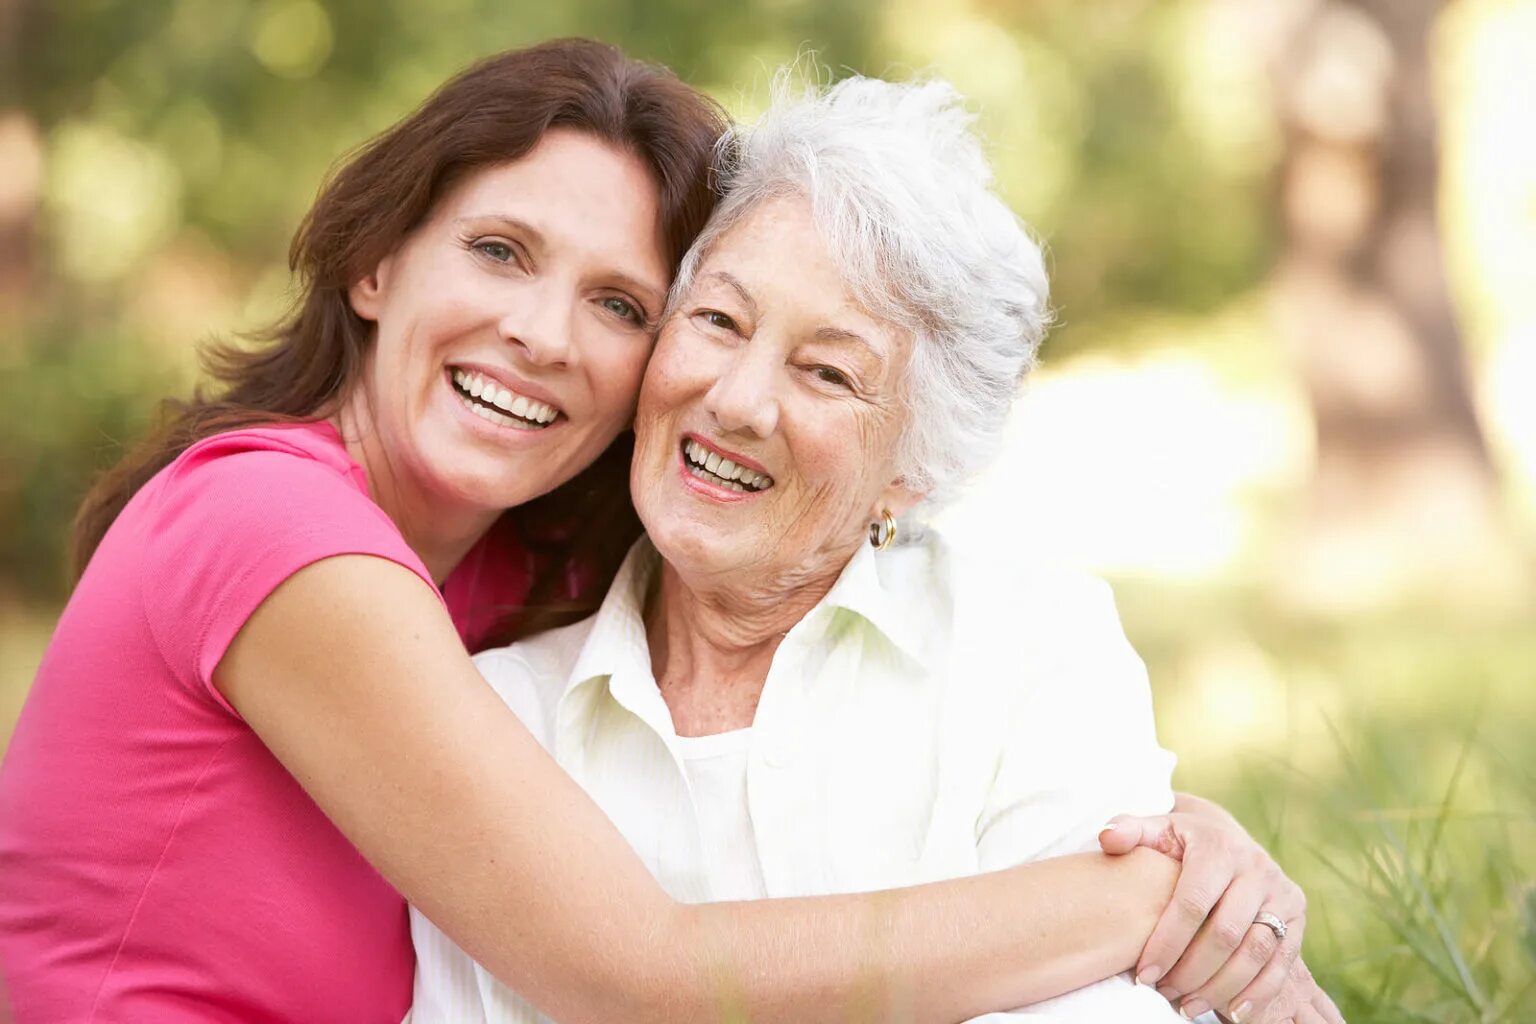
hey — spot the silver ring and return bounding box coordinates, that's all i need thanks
[1254,910,1288,941]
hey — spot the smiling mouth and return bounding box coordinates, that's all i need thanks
[681,438,774,493]
[450,368,561,430]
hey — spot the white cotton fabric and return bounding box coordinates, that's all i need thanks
[408,530,1187,1023]
[673,728,770,902]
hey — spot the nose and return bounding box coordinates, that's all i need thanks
[703,345,779,439]
[497,281,575,368]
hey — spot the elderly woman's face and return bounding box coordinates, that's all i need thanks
[632,197,918,581]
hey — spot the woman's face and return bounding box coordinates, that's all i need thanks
[347,127,669,516]
[632,196,920,586]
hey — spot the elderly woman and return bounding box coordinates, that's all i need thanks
[408,76,1339,1024]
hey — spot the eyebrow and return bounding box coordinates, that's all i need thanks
[701,270,760,320]
[813,326,886,367]
[455,213,667,314]
[702,269,885,365]
[455,214,546,249]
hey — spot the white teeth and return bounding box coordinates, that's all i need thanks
[458,390,534,430]
[450,369,561,428]
[681,439,774,491]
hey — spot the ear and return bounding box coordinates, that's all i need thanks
[871,475,926,524]
[347,252,395,322]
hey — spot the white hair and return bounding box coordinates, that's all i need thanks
[670,70,1051,518]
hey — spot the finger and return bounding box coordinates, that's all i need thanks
[1137,835,1232,989]
[1310,985,1345,1024]
[1225,963,1299,1024]
[1295,1004,1328,1024]
[1181,892,1305,1014]
[1098,813,1179,857]
[1235,981,1299,1024]
[1160,872,1270,998]
[1204,928,1298,1023]
[1226,914,1307,1020]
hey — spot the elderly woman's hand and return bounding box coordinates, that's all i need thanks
[1097,795,1330,1022]
[1208,954,1342,1024]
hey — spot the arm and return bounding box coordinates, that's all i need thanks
[218,555,1179,1024]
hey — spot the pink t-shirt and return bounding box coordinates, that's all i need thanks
[0,422,530,1023]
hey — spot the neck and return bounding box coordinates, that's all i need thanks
[643,545,855,735]
[333,398,497,584]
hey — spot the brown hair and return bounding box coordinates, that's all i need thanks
[71,38,728,638]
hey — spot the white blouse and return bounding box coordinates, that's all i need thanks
[409,531,1187,1023]
[673,728,769,902]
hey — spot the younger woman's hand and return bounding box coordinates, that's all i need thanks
[1097,806,1318,1022]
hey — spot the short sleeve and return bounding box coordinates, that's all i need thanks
[140,442,439,715]
[440,514,538,652]
[972,573,1176,872]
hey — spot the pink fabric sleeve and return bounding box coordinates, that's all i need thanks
[140,445,440,716]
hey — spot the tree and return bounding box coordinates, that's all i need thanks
[1268,0,1511,606]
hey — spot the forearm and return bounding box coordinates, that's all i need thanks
[626,848,1179,1023]
[225,558,1178,1023]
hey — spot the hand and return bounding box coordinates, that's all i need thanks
[1098,809,1312,1022]
[1222,956,1344,1024]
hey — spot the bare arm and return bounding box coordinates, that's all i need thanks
[218,556,1179,1023]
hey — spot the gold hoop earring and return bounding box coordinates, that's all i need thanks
[868,509,897,551]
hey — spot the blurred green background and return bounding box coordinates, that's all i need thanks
[2,0,1533,1019]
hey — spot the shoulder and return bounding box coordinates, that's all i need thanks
[924,530,1123,651]
[166,421,366,498]
[146,421,402,547]
[133,423,434,697]
[928,529,1144,703]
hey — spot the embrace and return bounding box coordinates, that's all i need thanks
[0,39,1341,1024]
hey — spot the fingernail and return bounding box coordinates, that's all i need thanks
[1136,964,1163,986]
[1179,998,1208,1019]
[1229,1000,1251,1022]
[1100,822,1119,832]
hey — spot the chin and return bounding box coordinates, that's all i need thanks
[649,517,745,574]
[417,445,523,513]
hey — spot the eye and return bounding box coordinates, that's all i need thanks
[471,238,518,264]
[598,295,645,326]
[698,310,738,332]
[813,365,852,388]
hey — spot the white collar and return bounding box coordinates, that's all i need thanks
[561,535,944,712]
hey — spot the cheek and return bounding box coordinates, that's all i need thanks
[376,287,473,379]
[588,339,653,425]
[636,331,699,421]
[792,410,897,513]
